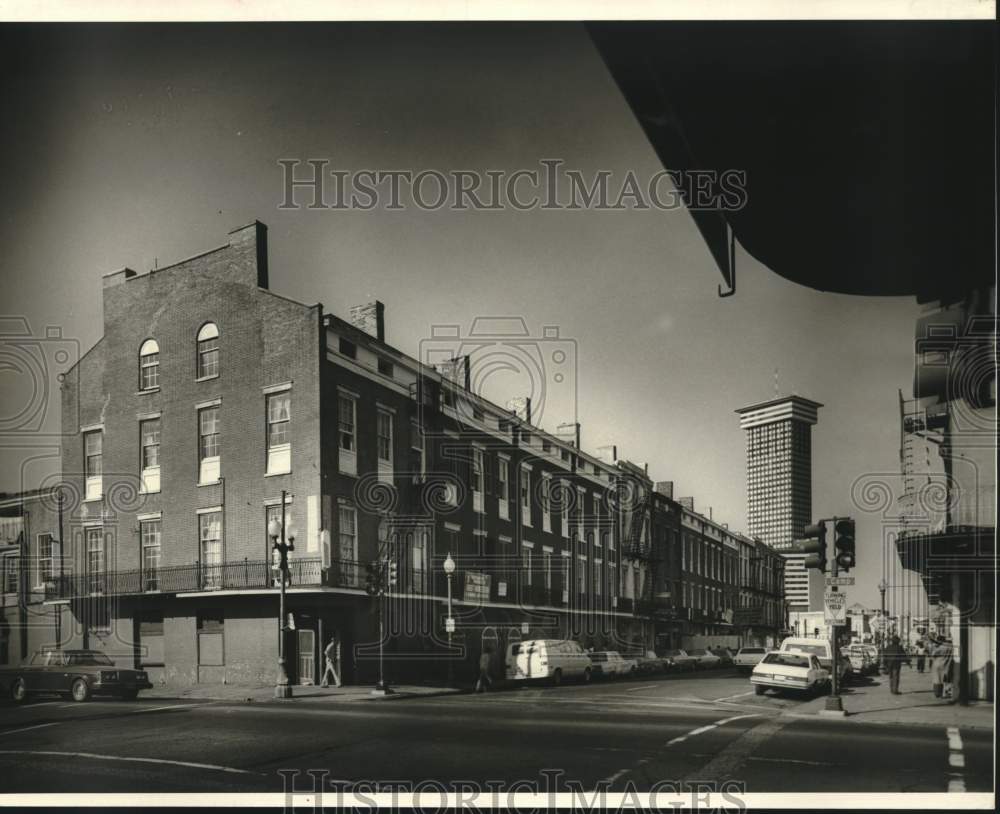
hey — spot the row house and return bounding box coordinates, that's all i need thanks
[2,220,784,685]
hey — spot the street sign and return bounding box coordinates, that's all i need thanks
[445,617,455,634]
[826,576,855,586]
[824,591,847,623]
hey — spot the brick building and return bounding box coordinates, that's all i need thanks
[2,221,785,686]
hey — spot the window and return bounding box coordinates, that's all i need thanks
[36,534,55,586]
[139,418,161,493]
[520,466,531,525]
[376,409,392,462]
[196,323,219,379]
[472,446,484,513]
[3,556,18,594]
[86,527,104,593]
[338,505,358,586]
[266,392,291,474]
[543,549,552,591]
[198,406,220,483]
[593,560,602,596]
[338,337,356,359]
[561,480,569,538]
[410,420,425,482]
[199,511,222,588]
[141,519,161,591]
[522,545,532,587]
[377,358,394,377]
[577,556,586,595]
[139,339,160,390]
[609,559,617,598]
[138,611,165,667]
[338,394,357,475]
[84,431,102,499]
[541,472,552,533]
[497,456,510,520]
[197,611,225,666]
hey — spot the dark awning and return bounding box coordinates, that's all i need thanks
[587,22,995,304]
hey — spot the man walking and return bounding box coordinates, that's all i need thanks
[882,634,909,695]
[475,648,493,693]
[915,640,927,673]
[931,635,954,700]
[321,634,342,688]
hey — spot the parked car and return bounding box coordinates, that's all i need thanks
[0,649,152,703]
[844,645,877,676]
[631,650,668,675]
[751,651,829,696]
[778,637,847,683]
[733,646,767,673]
[709,647,735,667]
[588,651,636,679]
[661,649,698,671]
[505,639,592,686]
[687,648,722,669]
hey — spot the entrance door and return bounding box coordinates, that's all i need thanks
[297,629,315,685]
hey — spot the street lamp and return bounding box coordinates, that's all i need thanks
[268,490,295,700]
[878,578,888,648]
[443,552,456,687]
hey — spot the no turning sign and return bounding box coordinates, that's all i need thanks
[824,591,847,624]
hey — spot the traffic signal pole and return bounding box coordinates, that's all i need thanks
[822,516,845,716]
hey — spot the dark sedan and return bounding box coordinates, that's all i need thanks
[0,649,153,703]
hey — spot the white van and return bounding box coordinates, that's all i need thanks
[505,639,593,685]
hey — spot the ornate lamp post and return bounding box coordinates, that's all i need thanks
[443,552,456,687]
[268,491,296,699]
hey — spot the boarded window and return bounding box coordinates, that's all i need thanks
[197,612,224,666]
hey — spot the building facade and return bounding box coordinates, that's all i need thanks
[736,395,824,611]
[2,222,785,685]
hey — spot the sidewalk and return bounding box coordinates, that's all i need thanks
[140,681,464,704]
[795,666,994,730]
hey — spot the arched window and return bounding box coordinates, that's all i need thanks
[139,339,160,390]
[196,322,219,378]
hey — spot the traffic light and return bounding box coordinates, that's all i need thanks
[387,559,398,588]
[799,522,827,572]
[365,560,379,596]
[834,518,856,571]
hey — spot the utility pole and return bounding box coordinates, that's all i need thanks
[824,516,844,715]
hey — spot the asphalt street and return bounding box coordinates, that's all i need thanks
[0,669,993,797]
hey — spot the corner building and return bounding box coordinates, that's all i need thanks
[51,221,667,687]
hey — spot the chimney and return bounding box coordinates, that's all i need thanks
[678,496,694,511]
[597,444,618,463]
[228,220,269,289]
[655,481,674,499]
[349,300,385,342]
[708,506,713,520]
[102,267,137,289]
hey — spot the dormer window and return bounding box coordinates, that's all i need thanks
[139,339,160,390]
[339,337,356,359]
[197,323,220,379]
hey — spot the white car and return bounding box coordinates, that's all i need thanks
[778,637,848,682]
[733,646,767,673]
[751,651,829,696]
[687,648,722,669]
[505,639,593,685]
[588,651,636,679]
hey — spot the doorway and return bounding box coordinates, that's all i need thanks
[297,629,316,685]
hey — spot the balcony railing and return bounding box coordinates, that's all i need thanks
[46,558,325,600]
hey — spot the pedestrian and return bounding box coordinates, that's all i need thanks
[931,636,954,700]
[475,648,493,693]
[915,640,927,673]
[321,635,342,688]
[881,634,909,694]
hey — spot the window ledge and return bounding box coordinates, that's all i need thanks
[338,469,358,478]
[138,489,161,495]
[196,374,220,383]
[265,470,292,478]
[198,480,222,487]
[136,388,161,396]
[82,496,103,504]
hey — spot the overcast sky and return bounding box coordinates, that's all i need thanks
[0,23,925,611]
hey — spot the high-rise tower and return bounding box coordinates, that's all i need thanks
[736,396,823,610]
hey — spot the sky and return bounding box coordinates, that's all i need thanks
[0,22,925,612]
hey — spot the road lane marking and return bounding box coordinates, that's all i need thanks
[681,715,790,784]
[601,768,630,785]
[946,726,966,790]
[131,702,209,714]
[0,723,58,736]
[715,690,756,702]
[0,750,263,776]
[625,684,657,692]
[665,713,759,746]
